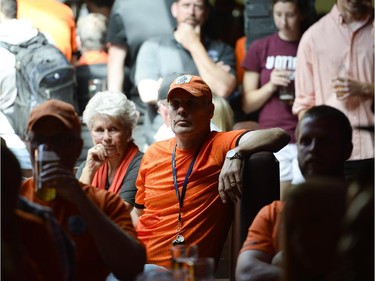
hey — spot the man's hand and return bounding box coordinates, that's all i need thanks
[332,78,374,100]
[216,61,231,72]
[218,158,244,203]
[38,161,82,203]
[174,23,201,52]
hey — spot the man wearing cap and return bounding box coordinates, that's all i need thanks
[19,100,146,281]
[134,0,237,146]
[131,74,290,268]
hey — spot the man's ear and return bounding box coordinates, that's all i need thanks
[208,102,215,119]
[171,2,178,18]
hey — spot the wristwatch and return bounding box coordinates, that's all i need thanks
[225,149,243,160]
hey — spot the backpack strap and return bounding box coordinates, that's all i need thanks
[0,32,48,55]
[0,40,12,52]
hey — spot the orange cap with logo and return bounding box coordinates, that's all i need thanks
[167,74,212,102]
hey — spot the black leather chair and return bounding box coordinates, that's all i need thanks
[216,151,280,280]
[75,63,107,116]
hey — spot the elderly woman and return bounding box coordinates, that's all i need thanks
[76,91,142,210]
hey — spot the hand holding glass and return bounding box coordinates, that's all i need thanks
[333,64,350,100]
[278,69,295,104]
[34,144,60,201]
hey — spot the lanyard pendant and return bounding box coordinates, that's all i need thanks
[172,234,185,246]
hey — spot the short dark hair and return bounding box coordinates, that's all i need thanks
[84,0,114,8]
[272,0,309,15]
[272,0,316,32]
[175,0,210,7]
[0,0,17,19]
[297,105,353,146]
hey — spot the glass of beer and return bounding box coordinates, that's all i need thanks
[171,244,199,281]
[34,144,60,202]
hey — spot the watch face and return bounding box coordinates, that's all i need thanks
[226,150,236,158]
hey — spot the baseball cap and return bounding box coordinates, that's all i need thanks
[167,74,212,102]
[158,72,184,101]
[27,99,81,135]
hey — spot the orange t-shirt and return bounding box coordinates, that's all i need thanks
[235,36,246,85]
[135,130,247,268]
[17,0,77,62]
[20,179,141,281]
[76,50,108,67]
[240,200,284,256]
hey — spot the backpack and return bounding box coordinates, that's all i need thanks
[0,32,77,137]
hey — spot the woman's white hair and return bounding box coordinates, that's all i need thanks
[82,91,139,131]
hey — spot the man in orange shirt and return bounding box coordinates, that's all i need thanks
[19,100,146,281]
[17,0,78,62]
[131,74,290,268]
[235,105,353,281]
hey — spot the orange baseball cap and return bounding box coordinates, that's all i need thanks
[167,74,212,101]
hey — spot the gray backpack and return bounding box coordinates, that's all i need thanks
[0,32,77,137]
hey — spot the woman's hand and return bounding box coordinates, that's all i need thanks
[79,143,110,185]
[86,143,109,172]
[269,69,293,90]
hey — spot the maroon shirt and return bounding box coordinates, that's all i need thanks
[242,33,298,143]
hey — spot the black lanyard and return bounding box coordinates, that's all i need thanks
[172,144,201,222]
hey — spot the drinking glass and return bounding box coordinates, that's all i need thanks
[279,69,295,105]
[334,64,350,100]
[171,244,199,281]
[192,257,215,281]
[34,144,60,201]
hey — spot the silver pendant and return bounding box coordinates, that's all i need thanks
[172,234,185,245]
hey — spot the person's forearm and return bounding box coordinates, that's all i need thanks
[79,166,94,185]
[236,253,282,281]
[237,128,291,155]
[237,263,282,281]
[298,109,307,120]
[189,41,236,97]
[107,45,127,92]
[243,81,276,114]
[70,187,146,280]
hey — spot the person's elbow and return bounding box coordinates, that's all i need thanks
[236,251,282,281]
[271,128,291,152]
[130,243,147,278]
